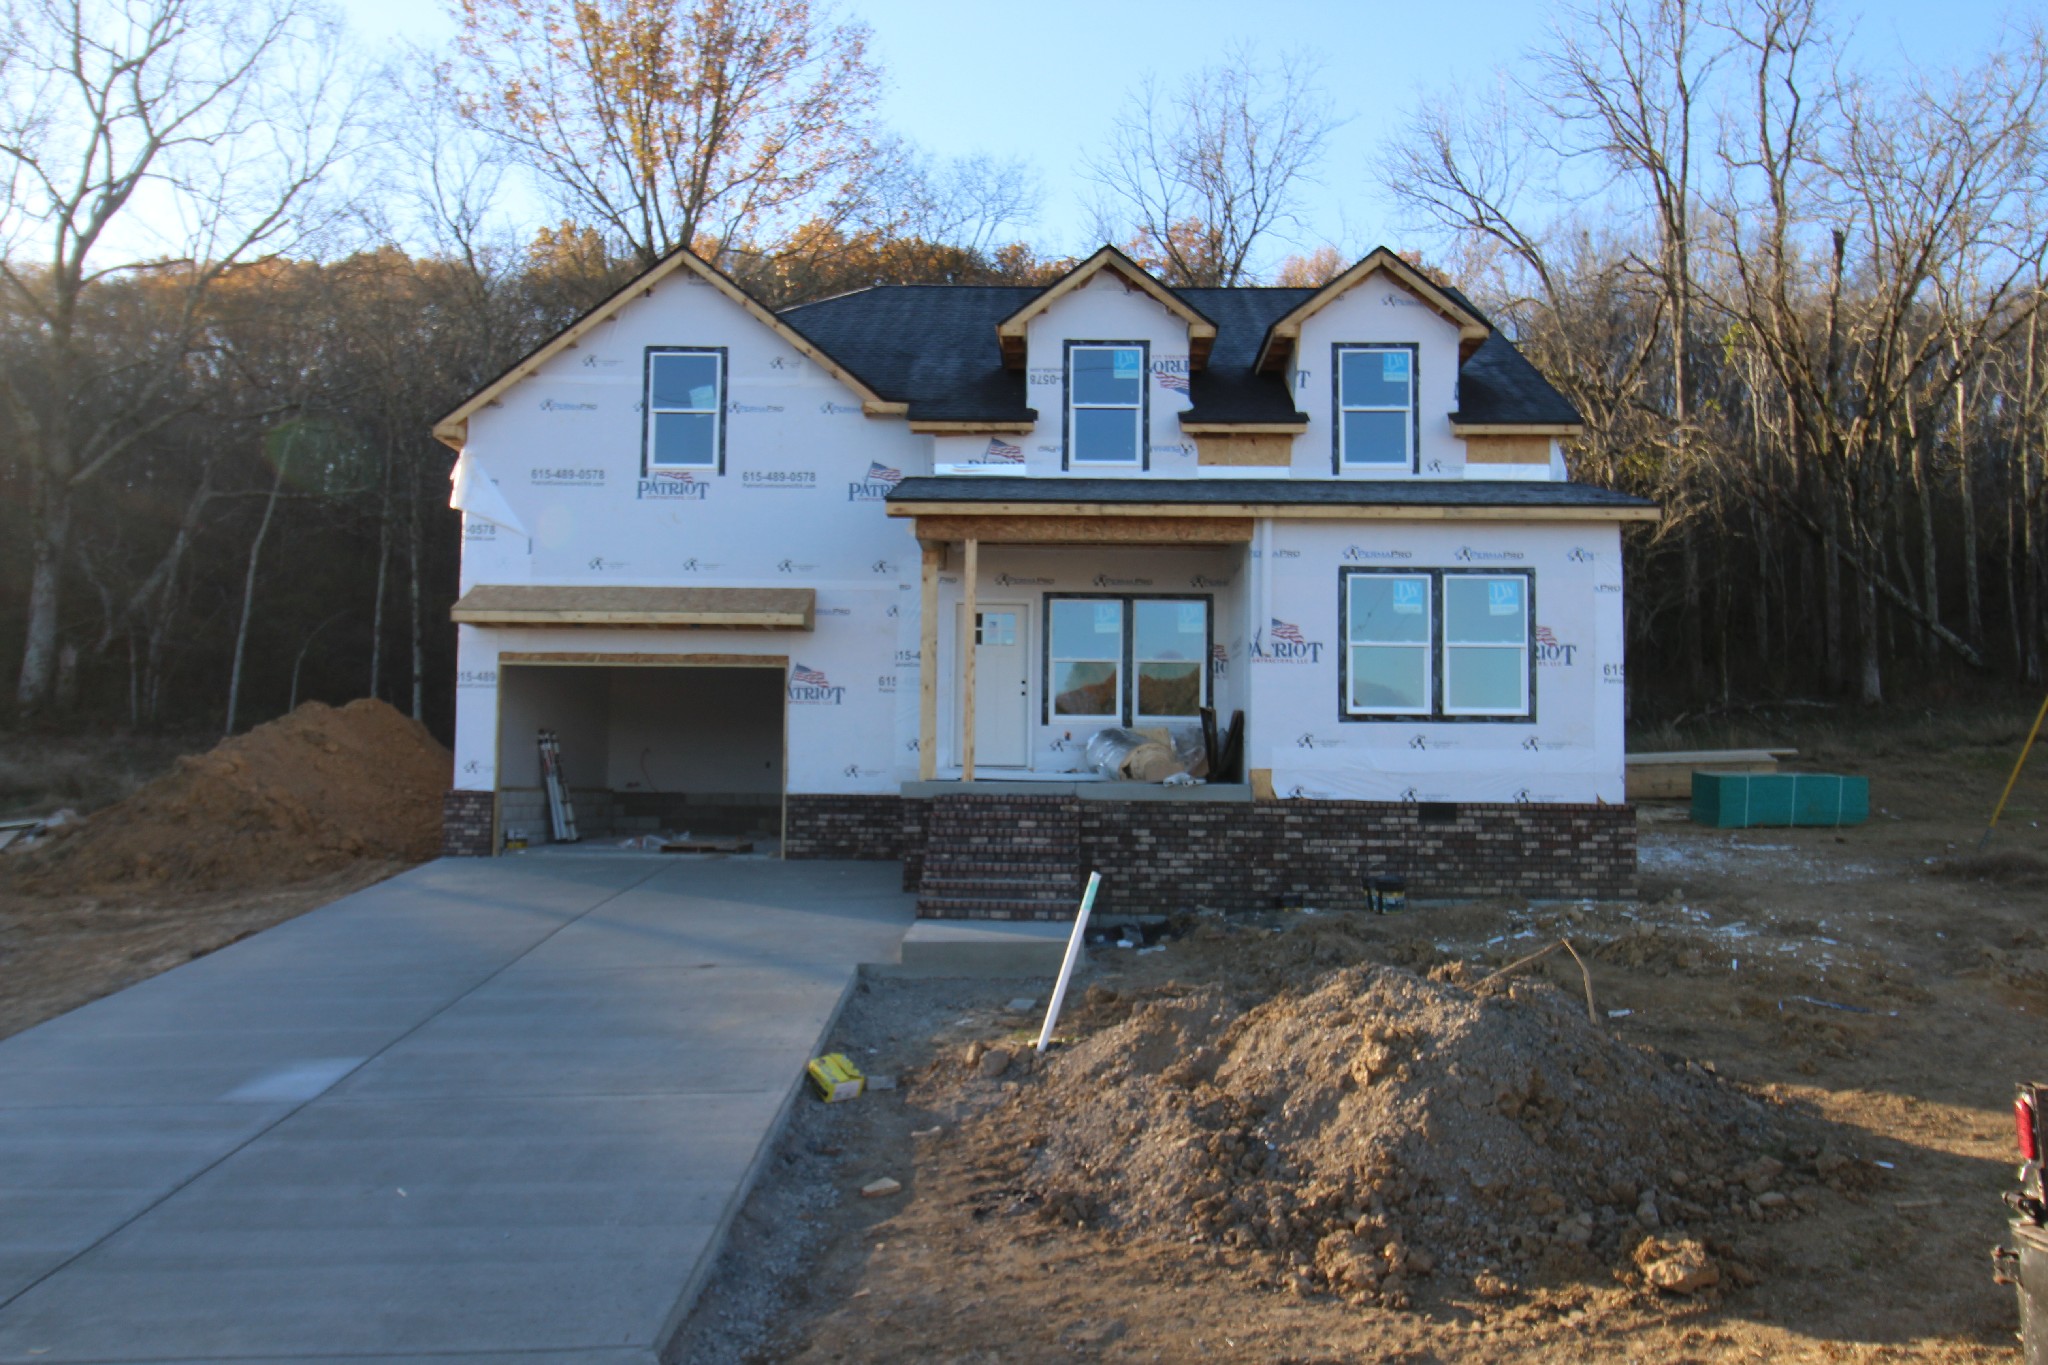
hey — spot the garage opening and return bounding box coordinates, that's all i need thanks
[495,661,785,853]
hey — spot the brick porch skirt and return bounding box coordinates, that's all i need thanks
[776,793,1635,917]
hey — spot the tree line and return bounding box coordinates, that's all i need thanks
[1,0,2043,743]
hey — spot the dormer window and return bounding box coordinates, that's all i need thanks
[645,347,725,472]
[1067,342,1148,467]
[1336,344,1417,471]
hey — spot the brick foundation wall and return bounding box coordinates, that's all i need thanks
[783,794,905,860]
[1076,801,1636,915]
[899,797,1635,917]
[442,790,495,858]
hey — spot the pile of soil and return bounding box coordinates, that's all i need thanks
[990,952,1831,1307]
[2,700,450,893]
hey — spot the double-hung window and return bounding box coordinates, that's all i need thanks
[645,348,724,472]
[1346,573,1433,715]
[1067,343,1146,466]
[1046,595,1210,722]
[1049,599,1123,718]
[1342,568,1533,720]
[1336,344,1416,470]
[1442,574,1531,715]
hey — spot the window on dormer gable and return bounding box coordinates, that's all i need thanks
[1335,344,1416,471]
[645,348,724,472]
[1067,342,1147,467]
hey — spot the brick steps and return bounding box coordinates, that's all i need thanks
[916,793,1082,920]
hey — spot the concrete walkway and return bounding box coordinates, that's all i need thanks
[0,854,915,1363]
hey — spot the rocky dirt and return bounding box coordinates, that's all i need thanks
[671,717,2048,1363]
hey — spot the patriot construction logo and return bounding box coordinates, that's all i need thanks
[1533,625,1579,666]
[787,662,846,705]
[1211,642,1231,678]
[1250,618,1324,664]
[848,460,901,502]
[637,470,708,500]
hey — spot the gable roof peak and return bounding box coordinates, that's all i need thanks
[1253,246,1489,373]
[993,244,1218,370]
[432,243,905,450]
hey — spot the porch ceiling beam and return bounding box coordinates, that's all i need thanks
[892,502,1661,523]
[913,514,1253,545]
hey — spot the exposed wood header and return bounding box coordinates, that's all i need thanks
[890,500,1659,524]
[1179,420,1308,435]
[431,248,905,450]
[1255,247,1490,373]
[1451,422,1582,437]
[913,513,1254,545]
[908,419,1037,434]
[994,245,1218,371]
[451,585,815,629]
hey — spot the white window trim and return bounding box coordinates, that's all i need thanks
[1344,572,1434,717]
[646,348,723,471]
[1442,574,1532,717]
[1068,342,1145,467]
[1336,343,1414,470]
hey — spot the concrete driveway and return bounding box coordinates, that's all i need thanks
[0,854,914,1363]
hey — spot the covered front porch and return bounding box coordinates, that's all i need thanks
[895,505,1253,785]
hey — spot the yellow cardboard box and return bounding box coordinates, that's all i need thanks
[806,1052,864,1102]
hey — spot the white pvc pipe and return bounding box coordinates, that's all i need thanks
[1036,871,1102,1054]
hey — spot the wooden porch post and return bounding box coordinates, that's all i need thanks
[919,542,940,781]
[961,538,978,782]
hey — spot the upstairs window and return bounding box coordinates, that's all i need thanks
[645,348,724,471]
[1342,568,1533,720]
[1336,344,1416,470]
[1068,342,1147,466]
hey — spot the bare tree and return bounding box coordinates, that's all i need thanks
[0,0,356,718]
[449,0,883,267]
[1083,46,1338,286]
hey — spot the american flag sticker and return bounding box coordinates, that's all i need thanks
[866,461,901,482]
[792,663,830,686]
[1534,625,1558,647]
[1156,370,1189,392]
[1270,618,1305,644]
[984,438,1023,462]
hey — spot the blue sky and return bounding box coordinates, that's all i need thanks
[342,0,2029,268]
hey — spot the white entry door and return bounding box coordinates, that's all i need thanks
[961,603,1029,768]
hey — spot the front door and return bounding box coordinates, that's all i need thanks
[961,603,1029,768]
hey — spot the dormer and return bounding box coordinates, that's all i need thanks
[1004,247,1215,475]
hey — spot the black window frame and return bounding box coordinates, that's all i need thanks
[1063,339,1151,471]
[1042,592,1213,725]
[1337,566,1537,723]
[1331,342,1420,474]
[642,345,727,476]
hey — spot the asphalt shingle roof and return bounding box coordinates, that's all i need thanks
[780,280,1583,428]
[886,476,1653,510]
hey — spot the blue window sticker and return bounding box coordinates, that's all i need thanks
[1489,579,1522,615]
[1095,602,1120,633]
[1382,351,1410,381]
[1112,349,1141,381]
[1393,580,1424,614]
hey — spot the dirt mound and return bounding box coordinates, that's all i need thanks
[2,700,450,893]
[997,959,1816,1306]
